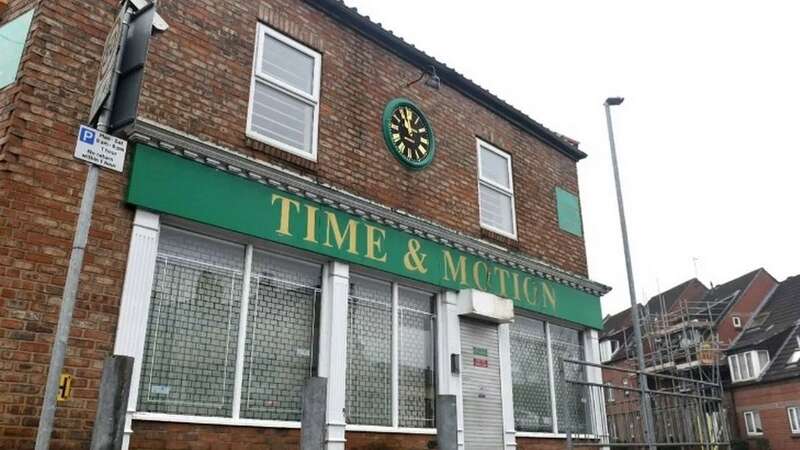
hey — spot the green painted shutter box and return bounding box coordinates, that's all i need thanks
[556,187,583,237]
[126,144,602,329]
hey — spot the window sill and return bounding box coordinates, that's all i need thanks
[516,432,599,440]
[132,411,301,429]
[246,131,317,162]
[480,223,517,241]
[746,433,764,437]
[516,431,563,439]
[345,425,437,435]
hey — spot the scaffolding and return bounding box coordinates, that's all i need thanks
[633,291,739,391]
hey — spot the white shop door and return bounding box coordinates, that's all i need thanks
[460,317,504,449]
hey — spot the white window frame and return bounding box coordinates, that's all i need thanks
[345,272,439,433]
[512,318,594,439]
[788,406,800,434]
[732,316,742,328]
[476,138,517,239]
[246,23,322,161]
[124,220,330,430]
[728,351,770,383]
[744,410,763,436]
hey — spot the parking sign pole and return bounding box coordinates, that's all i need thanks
[35,8,132,450]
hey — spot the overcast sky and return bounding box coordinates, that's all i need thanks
[345,1,799,316]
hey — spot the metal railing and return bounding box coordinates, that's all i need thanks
[562,359,731,449]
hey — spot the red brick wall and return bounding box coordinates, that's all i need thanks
[138,0,588,276]
[0,0,591,448]
[127,425,572,450]
[0,1,135,448]
[0,0,40,167]
[130,421,301,450]
[731,379,800,450]
[716,270,777,345]
[345,432,434,450]
[516,436,571,449]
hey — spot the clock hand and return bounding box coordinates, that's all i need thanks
[405,117,415,136]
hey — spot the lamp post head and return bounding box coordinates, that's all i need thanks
[605,97,624,106]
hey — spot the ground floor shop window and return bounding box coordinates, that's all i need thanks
[137,227,321,421]
[346,274,436,428]
[510,316,552,432]
[510,316,589,434]
[241,251,321,420]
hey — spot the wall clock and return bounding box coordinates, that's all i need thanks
[382,98,436,170]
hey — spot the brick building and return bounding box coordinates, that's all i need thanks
[0,0,611,449]
[598,270,778,445]
[726,275,800,450]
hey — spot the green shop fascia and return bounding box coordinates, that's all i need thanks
[126,144,603,329]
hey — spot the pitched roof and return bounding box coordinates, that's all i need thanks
[697,268,762,324]
[602,307,633,338]
[644,278,707,317]
[731,274,800,351]
[306,0,588,161]
[762,326,800,383]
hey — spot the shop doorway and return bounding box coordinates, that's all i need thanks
[460,317,504,449]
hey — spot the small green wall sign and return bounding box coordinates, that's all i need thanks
[126,144,602,329]
[556,187,583,237]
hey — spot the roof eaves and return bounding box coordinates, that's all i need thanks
[305,0,588,161]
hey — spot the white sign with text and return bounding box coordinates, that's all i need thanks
[73,125,127,172]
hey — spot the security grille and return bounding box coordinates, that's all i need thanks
[551,324,589,434]
[346,275,393,426]
[240,251,321,421]
[138,228,244,417]
[138,227,322,421]
[510,316,553,432]
[398,288,436,428]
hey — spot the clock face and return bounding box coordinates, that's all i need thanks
[382,99,436,169]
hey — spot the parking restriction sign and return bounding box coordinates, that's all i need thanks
[73,124,128,172]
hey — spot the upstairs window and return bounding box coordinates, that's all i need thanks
[744,411,763,435]
[477,139,516,238]
[787,336,800,367]
[788,407,800,434]
[599,339,620,362]
[0,9,34,89]
[729,350,770,383]
[248,23,321,160]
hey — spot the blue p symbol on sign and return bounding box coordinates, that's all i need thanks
[79,127,96,145]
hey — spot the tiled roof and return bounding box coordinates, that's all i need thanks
[698,268,762,323]
[306,0,588,161]
[731,275,800,351]
[644,278,707,317]
[762,326,800,382]
[602,307,633,338]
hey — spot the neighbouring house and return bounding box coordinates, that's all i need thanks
[726,275,800,450]
[599,269,778,445]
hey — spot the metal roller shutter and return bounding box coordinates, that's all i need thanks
[460,318,504,449]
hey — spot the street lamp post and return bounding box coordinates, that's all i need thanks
[603,97,656,450]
